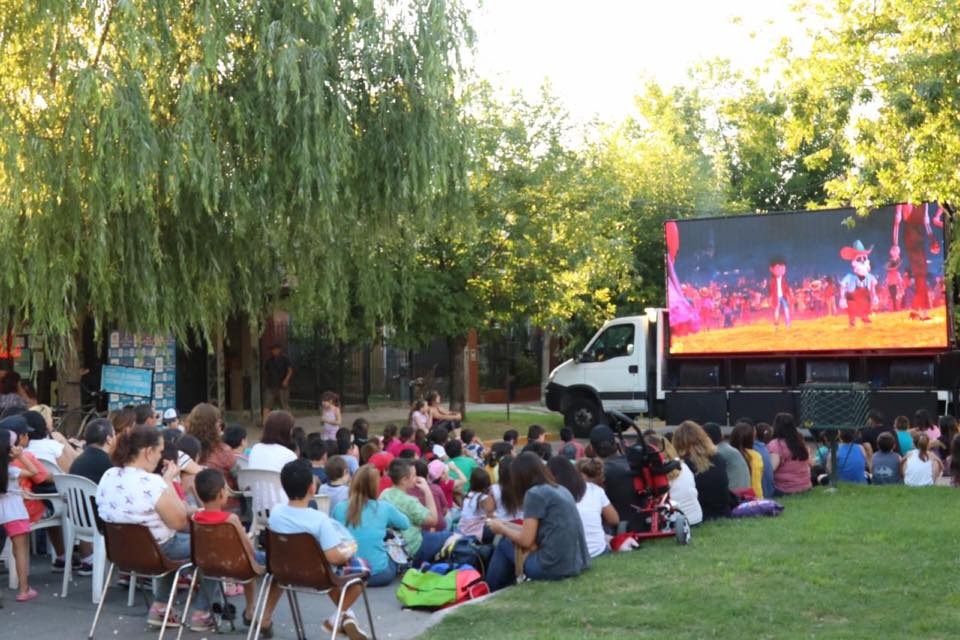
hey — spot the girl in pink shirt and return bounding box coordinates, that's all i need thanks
[768,413,812,495]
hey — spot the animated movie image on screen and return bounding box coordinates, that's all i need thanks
[666,203,948,355]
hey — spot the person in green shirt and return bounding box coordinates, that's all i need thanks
[445,440,478,493]
[380,458,453,565]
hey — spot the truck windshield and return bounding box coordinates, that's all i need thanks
[587,324,635,362]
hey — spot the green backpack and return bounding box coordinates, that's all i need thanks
[397,568,486,609]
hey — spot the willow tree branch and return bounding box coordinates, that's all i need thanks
[92,2,116,69]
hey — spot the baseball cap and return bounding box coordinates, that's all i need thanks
[589,424,615,449]
[163,408,179,422]
[428,459,447,481]
[0,415,30,436]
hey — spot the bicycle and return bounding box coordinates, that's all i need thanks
[53,390,109,438]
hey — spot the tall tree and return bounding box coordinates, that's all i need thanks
[0,1,472,410]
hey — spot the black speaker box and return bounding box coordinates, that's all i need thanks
[889,361,935,387]
[743,361,787,387]
[676,362,721,387]
[665,390,727,426]
[870,391,938,423]
[805,361,849,383]
[729,391,796,426]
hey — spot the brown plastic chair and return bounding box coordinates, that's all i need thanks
[176,519,266,640]
[88,523,191,640]
[249,530,375,640]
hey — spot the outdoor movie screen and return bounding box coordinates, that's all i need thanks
[665,203,949,355]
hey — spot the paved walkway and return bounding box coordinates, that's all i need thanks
[2,558,438,639]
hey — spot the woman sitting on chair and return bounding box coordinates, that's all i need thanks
[96,425,216,631]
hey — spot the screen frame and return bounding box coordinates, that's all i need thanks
[664,203,954,358]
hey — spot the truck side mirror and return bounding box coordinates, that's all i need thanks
[577,351,595,363]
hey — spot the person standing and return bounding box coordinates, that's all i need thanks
[263,344,293,425]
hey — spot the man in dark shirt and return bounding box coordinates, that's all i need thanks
[858,410,899,457]
[590,425,641,527]
[69,418,115,484]
[262,344,293,424]
[67,418,115,575]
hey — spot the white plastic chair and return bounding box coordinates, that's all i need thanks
[236,469,286,539]
[54,474,108,603]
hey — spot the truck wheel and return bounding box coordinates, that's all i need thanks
[564,397,600,438]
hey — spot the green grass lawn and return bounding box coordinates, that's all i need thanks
[424,485,960,639]
[459,410,564,442]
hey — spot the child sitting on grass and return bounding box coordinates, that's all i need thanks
[269,459,372,640]
[193,469,282,636]
[871,432,902,485]
[461,429,484,462]
[457,468,495,539]
[317,456,351,514]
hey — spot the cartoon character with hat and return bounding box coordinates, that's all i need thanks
[768,255,793,328]
[838,240,879,327]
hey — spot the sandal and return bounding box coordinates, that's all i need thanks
[16,588,39,602]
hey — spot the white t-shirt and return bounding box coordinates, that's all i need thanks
[27,438,64,464]
[903,450,934,487]
[669,461,702,526]
[96,466,175,544]
[411,411,429,431]
[577,482,611,558]
[248,443,298,473]
[0,466,29,525]
[491,483,522,520]
[432,444,447,460]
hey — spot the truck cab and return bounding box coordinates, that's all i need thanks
[545,313,663,436]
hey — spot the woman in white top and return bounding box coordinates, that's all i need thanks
[550,457,619,558]
[248,410,298,473]
[646,434,702,526]
[902,433,942,487]
[96,425,215,630]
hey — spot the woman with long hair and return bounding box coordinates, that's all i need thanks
[186,403,236,486]
[330,465,410,587]
[902,433,942,486]
[483,452,590,591]
[425,391,462,434]
[248,410,298,473]
[672,421,735,520]
[729,423,764,498]
[491,454,522,520]
[97,425,216,629]
[768,413,812,495]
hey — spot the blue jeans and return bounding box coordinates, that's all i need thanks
[412,531,453,566]
[775,295,791,326]
[157,533,213,612]
[483,537,550,592]
[366,559,398,587]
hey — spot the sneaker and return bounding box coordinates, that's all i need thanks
[223,581,244,597]
[342,617,371,640]
[147,605,181,629]
[117,572,130,587]
[189,613,216,632]
[77,562,94,577]
[52,558,65,573]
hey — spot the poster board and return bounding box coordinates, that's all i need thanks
[107,331,177,412]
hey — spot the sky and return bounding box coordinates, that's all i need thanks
[471,0,817,126]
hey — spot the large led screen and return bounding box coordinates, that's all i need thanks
[666,203,949,355]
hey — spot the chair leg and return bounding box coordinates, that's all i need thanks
[245,576,268,640]
[159,565,190,640]
[61,523,75,598]
[174,568,200,640]
[331,583,351,640]
[292,591,308,640]
[286,591,304,640]
[88,563,115,639]
[91,535,107,604]
[361,583,377,640]
[127,571,137,607]
[250,575,273,640]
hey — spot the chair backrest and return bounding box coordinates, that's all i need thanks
[102,522,184,575]
[266,530,336,592]
[53,473,100,537]
[237,469,287,523]
[313,493,331,515]
[189,519,260,581]
[37,457,62,478]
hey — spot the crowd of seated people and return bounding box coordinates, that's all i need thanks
[2,387,958,637]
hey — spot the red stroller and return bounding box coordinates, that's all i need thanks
[607,411,692,546]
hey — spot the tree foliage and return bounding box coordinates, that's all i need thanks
[0,0,472,358]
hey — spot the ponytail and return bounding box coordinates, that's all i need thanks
[112,424,161,467]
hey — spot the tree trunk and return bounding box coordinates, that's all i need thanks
[540,328,552,405]
[448,334,468,420]
[58,319,86,436]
